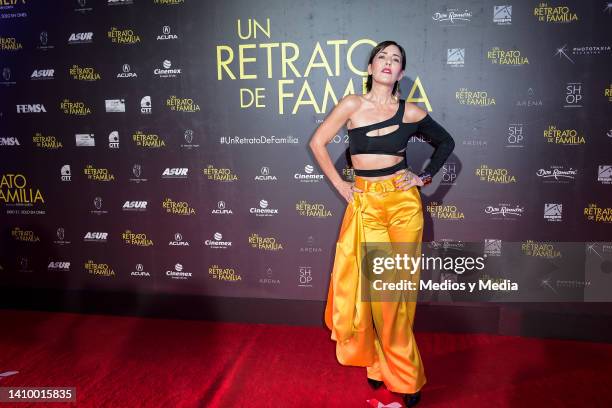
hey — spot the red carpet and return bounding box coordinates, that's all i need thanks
[1,309,611,407]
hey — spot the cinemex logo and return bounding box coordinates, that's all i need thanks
[68,32,93,44]
[117,63,137,78]
[250,199,279,217]
[166,263,192,280]
[0,137,20,146]
[294,164,324,182]
[154,59,181,78]
[157,25,178,40]
[48,261,70,271]
[122,200,147,211]
[84,232,108,242]
[162,167,188,179]
[16,104,46,113]
[169,232,190,246]
[30,69,54,80]
[204,232,232,249]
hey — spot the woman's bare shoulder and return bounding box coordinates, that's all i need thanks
[403,101,428,123]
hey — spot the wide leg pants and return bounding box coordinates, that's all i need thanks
[324,172,426,394]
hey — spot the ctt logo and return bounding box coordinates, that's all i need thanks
[162,168,188,178]
[60,165,71,181]
[16,104,46,113]
[122,201,148,211]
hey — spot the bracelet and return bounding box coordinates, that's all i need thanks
[418,172,432,186]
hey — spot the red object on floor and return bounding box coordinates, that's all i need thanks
[1,309,612,407]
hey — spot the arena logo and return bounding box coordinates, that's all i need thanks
[162,167,188,179]
[68,32,93,44]
[294,164,324,182]
[131,263,150,278]
[295,200,332,218]
[204,232,232,249]
[132,131,165,148]
[259,267,281,285]
[74,0,93,13]
[108,131,120,148]
[61,99,91,115]
[180,129,199,149]
[122,200,148,211]
[1,67,16,85]
[516,87,543,108]
[117,63,137,78]
[141,96,152,114]
[166,95,200,112]
[157,25,178,40]
[16,104,46,113]
[107,0,133,5]
[37,31,54,50]
[544,203,563,222]
[30,69,54,80]
[487,47,529,65]
[166,263,192,280]
[203,165,238,181]
[584,204,612,223]
[484,203,524,219]
[122,229,154,246]
[70,65,101,81]
[0,36,23,50]
[254,166,278,181]
[0,173,45,206]
[456,88,496,106]
[543,125,585,145]
[446,49,465,67]
[598,165,612,185]
[212,200,233,215]
[90,196,108,215]
[60,165,71,181]
[536,166,577,183]
[250,199,279,217]
[54,227,71,245]
[83,232,108,243]
[85,260,116,278]
[475,165,517,183]
[298,266,313,288]
[129,164,148,183]
[493,5,512,25]
[248,233,283,251]
[0,137,19,146]
[521,241,561,258]
[484,239,502,256]
[426,201,465,220]
[105,99,125,113]
[533,3,578,23]
[208,264,241,282]
[107,27,140,44]
[162,198,196,215]
[154,59,181,78]
[169,232,190,246]
[432,8,473,25]
[84,165,115,181]
[11,227,40,242]
[506,123,525,147]
[299,235,322,253]
[48,261,71,272]
[563,82,582,108]
[75,133,95,147]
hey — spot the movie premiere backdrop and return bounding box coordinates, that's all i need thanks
[0,0,610,303]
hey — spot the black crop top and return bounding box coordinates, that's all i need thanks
[348,99,455,177]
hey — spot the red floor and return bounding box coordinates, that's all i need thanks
[1,309,611,407]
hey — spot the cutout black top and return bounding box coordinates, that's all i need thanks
[348,99,455,177]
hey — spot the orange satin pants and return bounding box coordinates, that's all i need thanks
[324,172,426,394]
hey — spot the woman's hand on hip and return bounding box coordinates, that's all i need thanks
[394,170,423,191]
[335,180,363,203]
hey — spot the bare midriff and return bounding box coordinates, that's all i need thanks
[351,154,406,181]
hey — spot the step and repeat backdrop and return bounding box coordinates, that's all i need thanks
[0,0,610,302]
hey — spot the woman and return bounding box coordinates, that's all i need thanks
[309,41,454,407]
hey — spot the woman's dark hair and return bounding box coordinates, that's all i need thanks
[365,40,406,96]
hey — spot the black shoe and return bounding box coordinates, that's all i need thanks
[403,390,421,407]
[367,378,384,390]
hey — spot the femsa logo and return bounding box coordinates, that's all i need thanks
[16,104,46,113]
